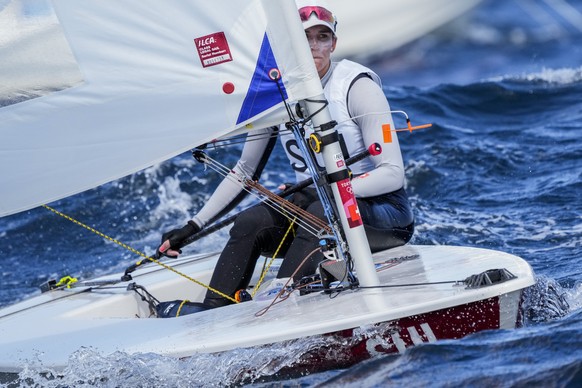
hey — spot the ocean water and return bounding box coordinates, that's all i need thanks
[1,0,582,386]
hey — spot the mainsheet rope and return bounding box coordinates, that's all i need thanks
[42,204,239,303]
[42,202,300,305]
[196,152,333,238]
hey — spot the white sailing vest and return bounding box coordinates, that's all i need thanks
[281,60,382,183]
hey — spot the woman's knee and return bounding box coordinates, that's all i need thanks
[305,201,325,219]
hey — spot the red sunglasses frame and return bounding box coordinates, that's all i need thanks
[298,6,335,24]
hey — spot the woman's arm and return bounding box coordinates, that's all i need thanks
[348,77,405,197]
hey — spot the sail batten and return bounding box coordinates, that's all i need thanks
[0,0,322,217]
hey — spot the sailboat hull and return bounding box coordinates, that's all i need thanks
[0,245,534,375]
[269,291,523,377]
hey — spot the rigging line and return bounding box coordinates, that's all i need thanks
[345,109,420,122]
[208,110,430,153]
[342,110,432,132]
[199,157,324,237]
[123,251,219,277]
[129,283,161,317]
[208,130,279,147]
[251,217,297,298]
[300,98,329,127]
[344,110,406,123]
[247,181,331,233]
[254,246,322,317]
[0,286,95,320]
[254,191,330,239]
[208,110,425,151]
[211,165,324,238]
[184,144,378,248]
[274,74,296,122]
[203,126,296,149]
[287,121,347,259]
[42,205,152,261]
[206,111,428,151]
[4,279,156,320]
[65,284,128,290]
[41,205,238,304]
[197,154,330,237]
[359,280,464,289]
[258,195,324,237]
[197,161,324,238]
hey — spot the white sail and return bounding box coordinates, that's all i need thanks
[0,0,484,95]
[0,0,322,217]
[0,0,82,98]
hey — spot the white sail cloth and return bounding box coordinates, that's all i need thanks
[0,0,323,217]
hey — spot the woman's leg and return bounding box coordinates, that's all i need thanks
[203,204,292,307]
[358,188,415,252]
[276,200,326,280]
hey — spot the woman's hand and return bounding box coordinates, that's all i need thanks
[157,221,201,257]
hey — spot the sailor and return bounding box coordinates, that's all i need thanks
[157,0,414,311]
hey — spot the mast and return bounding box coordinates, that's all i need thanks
[302,100,380,288]
[275,0,380,288]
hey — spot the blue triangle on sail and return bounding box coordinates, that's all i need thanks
[236,33,288,125]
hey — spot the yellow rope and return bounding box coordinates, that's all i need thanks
[251,217,296,298]
[42,204,237,303]
[176,299,190,317]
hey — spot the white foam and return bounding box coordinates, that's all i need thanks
[11,330,370,386]
[488,66,582,85]
[149,176,195,222]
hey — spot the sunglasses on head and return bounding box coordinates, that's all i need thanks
[298,6,335,24]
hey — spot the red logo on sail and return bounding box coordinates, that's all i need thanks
[194,32,233,68]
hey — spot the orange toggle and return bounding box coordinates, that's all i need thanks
[406,119,432,132]
[383,120,432,141]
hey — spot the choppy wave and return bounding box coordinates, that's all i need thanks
[489,66,582,85]
[0,325,400,387]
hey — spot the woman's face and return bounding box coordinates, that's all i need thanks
[305,25,336,78]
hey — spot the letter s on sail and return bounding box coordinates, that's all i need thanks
[285,139,307,173]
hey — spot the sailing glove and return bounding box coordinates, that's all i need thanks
[158,220,201,257]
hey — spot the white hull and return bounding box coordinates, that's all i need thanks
[0,245,534,374]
